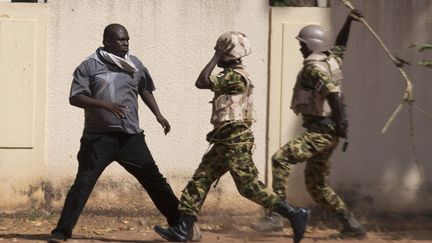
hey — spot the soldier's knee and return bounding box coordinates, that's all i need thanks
[306,182,325,197]
[236,180,258,199]
[237,186,253,199]
[271,153,294,166]
[271,151,282,163]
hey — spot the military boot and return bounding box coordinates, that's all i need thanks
[251,212,284,232]
[154,214,197,242]
[274,201,309,243]
[336,212,366,238]
[188,223,202,242]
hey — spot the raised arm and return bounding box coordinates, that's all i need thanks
[195,40,234,89]
[195,55,219,89]
[141,91,170,135]
[335,9,363,47]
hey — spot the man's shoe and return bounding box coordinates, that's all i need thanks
[337,212,366,238]
[251,213,284,232]
[47,232,67,243]
[274,201,309,243]
[154,214,197,242]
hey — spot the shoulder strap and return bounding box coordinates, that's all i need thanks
[233,68,253,87]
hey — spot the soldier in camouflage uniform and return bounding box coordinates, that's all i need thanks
[253,10,367,238]
[154,32,309,243]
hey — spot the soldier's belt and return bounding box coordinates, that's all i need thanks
[302,117,336,134]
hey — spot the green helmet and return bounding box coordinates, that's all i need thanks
[296,25,332,53]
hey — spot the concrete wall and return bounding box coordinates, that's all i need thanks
[46,0,270,215]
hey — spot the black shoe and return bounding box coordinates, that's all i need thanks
[274,201,309,243]
[47,232,67,243]
[337,212,366,238]
[251,213,284,232]
[154,214,197,242]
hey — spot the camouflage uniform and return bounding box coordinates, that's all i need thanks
[178,67,280,216]
[272,46,348,215]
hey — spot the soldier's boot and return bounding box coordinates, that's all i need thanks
[251,212,284,232]
[188,223,202,242]
[274,201,309,243]
[336,212,366,238]
[154,214,197,242]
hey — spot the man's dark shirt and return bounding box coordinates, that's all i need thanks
[70,48,155,134]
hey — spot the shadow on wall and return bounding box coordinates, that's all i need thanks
[326,0,432,213]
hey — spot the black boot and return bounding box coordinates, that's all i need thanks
[46,231,68,243]
[274,201,309,243]
[251,212,284,232]
[154,214,197,242]
[336,211,366,238]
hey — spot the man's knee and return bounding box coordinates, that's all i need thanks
[271,150,285,165]
[238,186,254,199]
[236,179,263,199]
[272,146,304,166]
[70,173,95,193]
[306,181,334,203]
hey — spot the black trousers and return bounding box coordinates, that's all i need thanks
[52,132,180,238]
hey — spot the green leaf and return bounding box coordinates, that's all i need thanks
[395,56,410,67]
[418,60,432,68]
[419,44,432,52]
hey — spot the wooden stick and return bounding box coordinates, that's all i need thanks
[339,0,414,133]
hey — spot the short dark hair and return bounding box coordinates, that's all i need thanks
[103,23,126,40]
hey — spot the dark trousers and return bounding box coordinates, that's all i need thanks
[52,132,180,238]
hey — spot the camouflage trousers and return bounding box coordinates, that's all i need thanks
[271,130,347,214]
[178,142,280,216]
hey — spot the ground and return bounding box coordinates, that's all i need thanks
[0,212,431,243]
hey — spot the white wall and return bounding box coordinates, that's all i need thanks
[46,0,270,214]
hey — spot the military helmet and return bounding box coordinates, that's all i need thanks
[215,31,251,61]
[296,25,332,53]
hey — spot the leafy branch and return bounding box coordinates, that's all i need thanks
[409,43,432,68]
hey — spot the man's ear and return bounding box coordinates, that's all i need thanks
[103,38,111,47]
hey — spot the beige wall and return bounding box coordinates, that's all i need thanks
[0,3,47,211]
[46,0,270,214]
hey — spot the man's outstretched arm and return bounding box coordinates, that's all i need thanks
[141,91,171,135]
[335,9,363,47]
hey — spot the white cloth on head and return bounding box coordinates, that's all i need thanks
[98,49,139,72]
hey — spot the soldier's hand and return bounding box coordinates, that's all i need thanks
[102,101,127,118]
[349,9,364,22]
[336,121,348,139]
[156,115,171,135]
[214,39,235,59]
